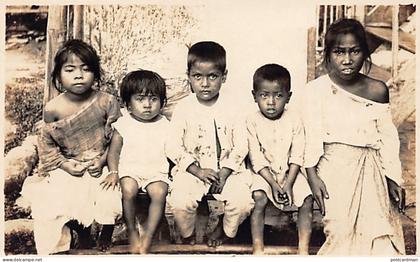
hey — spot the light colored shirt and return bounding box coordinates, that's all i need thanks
[114,109,169,177]
[246,109,304,177]
[167,94,247,174]
[302,74,402,184]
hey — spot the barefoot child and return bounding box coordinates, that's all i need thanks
[112,70,170,254]
[167,41,254,247]
[247,64,313,255]
[21,39,121,255]
[303,18,406,255]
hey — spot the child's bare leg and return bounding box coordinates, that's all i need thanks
[297,195,313,255]
[120,177,140,253]
[181,233,196,245]
[96,224,114,252]
[207,214,233,247]
[139,181,168,254]
[251,190,268,255]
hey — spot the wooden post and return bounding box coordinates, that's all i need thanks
[347,5,355,18]
[323,5,327,34]
[43,5,68,107]
[73,5,84,40]
[392,5,399,80]
[355,5,365,25]
[330,5,334,25]
[315,5,320,49]
[307,26,317,82]
[347,5,354,18]
[336,5,339,19]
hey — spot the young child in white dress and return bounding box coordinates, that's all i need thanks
[247,64,313,255]
[112,70,170,254]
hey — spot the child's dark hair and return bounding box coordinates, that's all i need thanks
[253,64,291,92]
[120,70,167,108]
[187,41,226,73]
[51,39,102,91]
[323,18,372,73]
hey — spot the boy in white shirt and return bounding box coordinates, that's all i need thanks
[167,41,253,247]
[247,64,313,254]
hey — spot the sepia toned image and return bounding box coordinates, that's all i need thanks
[3,1,417,258]
[305,4,416,256]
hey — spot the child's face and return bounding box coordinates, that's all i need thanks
[129,90,161,122]
[253,80,290,120]
[328,33,364,81]
[188,61,226,105]
[60,53,95,95]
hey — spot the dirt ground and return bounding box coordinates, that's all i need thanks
[5,41,45,85]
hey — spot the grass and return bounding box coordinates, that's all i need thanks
[4,231,36,255]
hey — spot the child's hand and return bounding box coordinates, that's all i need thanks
[100,171,119,191]
[88,156,106,177]
[271,183,288,205]
[210,167,232,194]
[61,159,90,177]
[283,181,294,206]
[307,169,329,216]
[386,177,406,213]
[195,168,219,185]
[104,121,114,140]
[209,177,227,194]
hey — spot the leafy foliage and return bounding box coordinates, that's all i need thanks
[84,5,198,93]
[5,231,36,255]
[5,77,43,154]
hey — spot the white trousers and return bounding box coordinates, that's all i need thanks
[168,170,254,238]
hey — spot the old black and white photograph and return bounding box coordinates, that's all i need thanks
[2,0,417,259]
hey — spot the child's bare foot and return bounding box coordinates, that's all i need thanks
[252,240,264,255]
[128,231,141,254]
[180,233,196,245]
[207,220,233,247]
[138,234,153,254]
[298,246,309,255]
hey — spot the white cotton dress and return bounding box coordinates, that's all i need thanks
[302,75,405,255]
[114,109,170,189]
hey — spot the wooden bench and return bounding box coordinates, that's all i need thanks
[68,192,324,255]
[135,191,322,245]
[68,243,321,255]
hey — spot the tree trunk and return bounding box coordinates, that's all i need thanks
[73,5,84,40]
[43,6,68,108]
